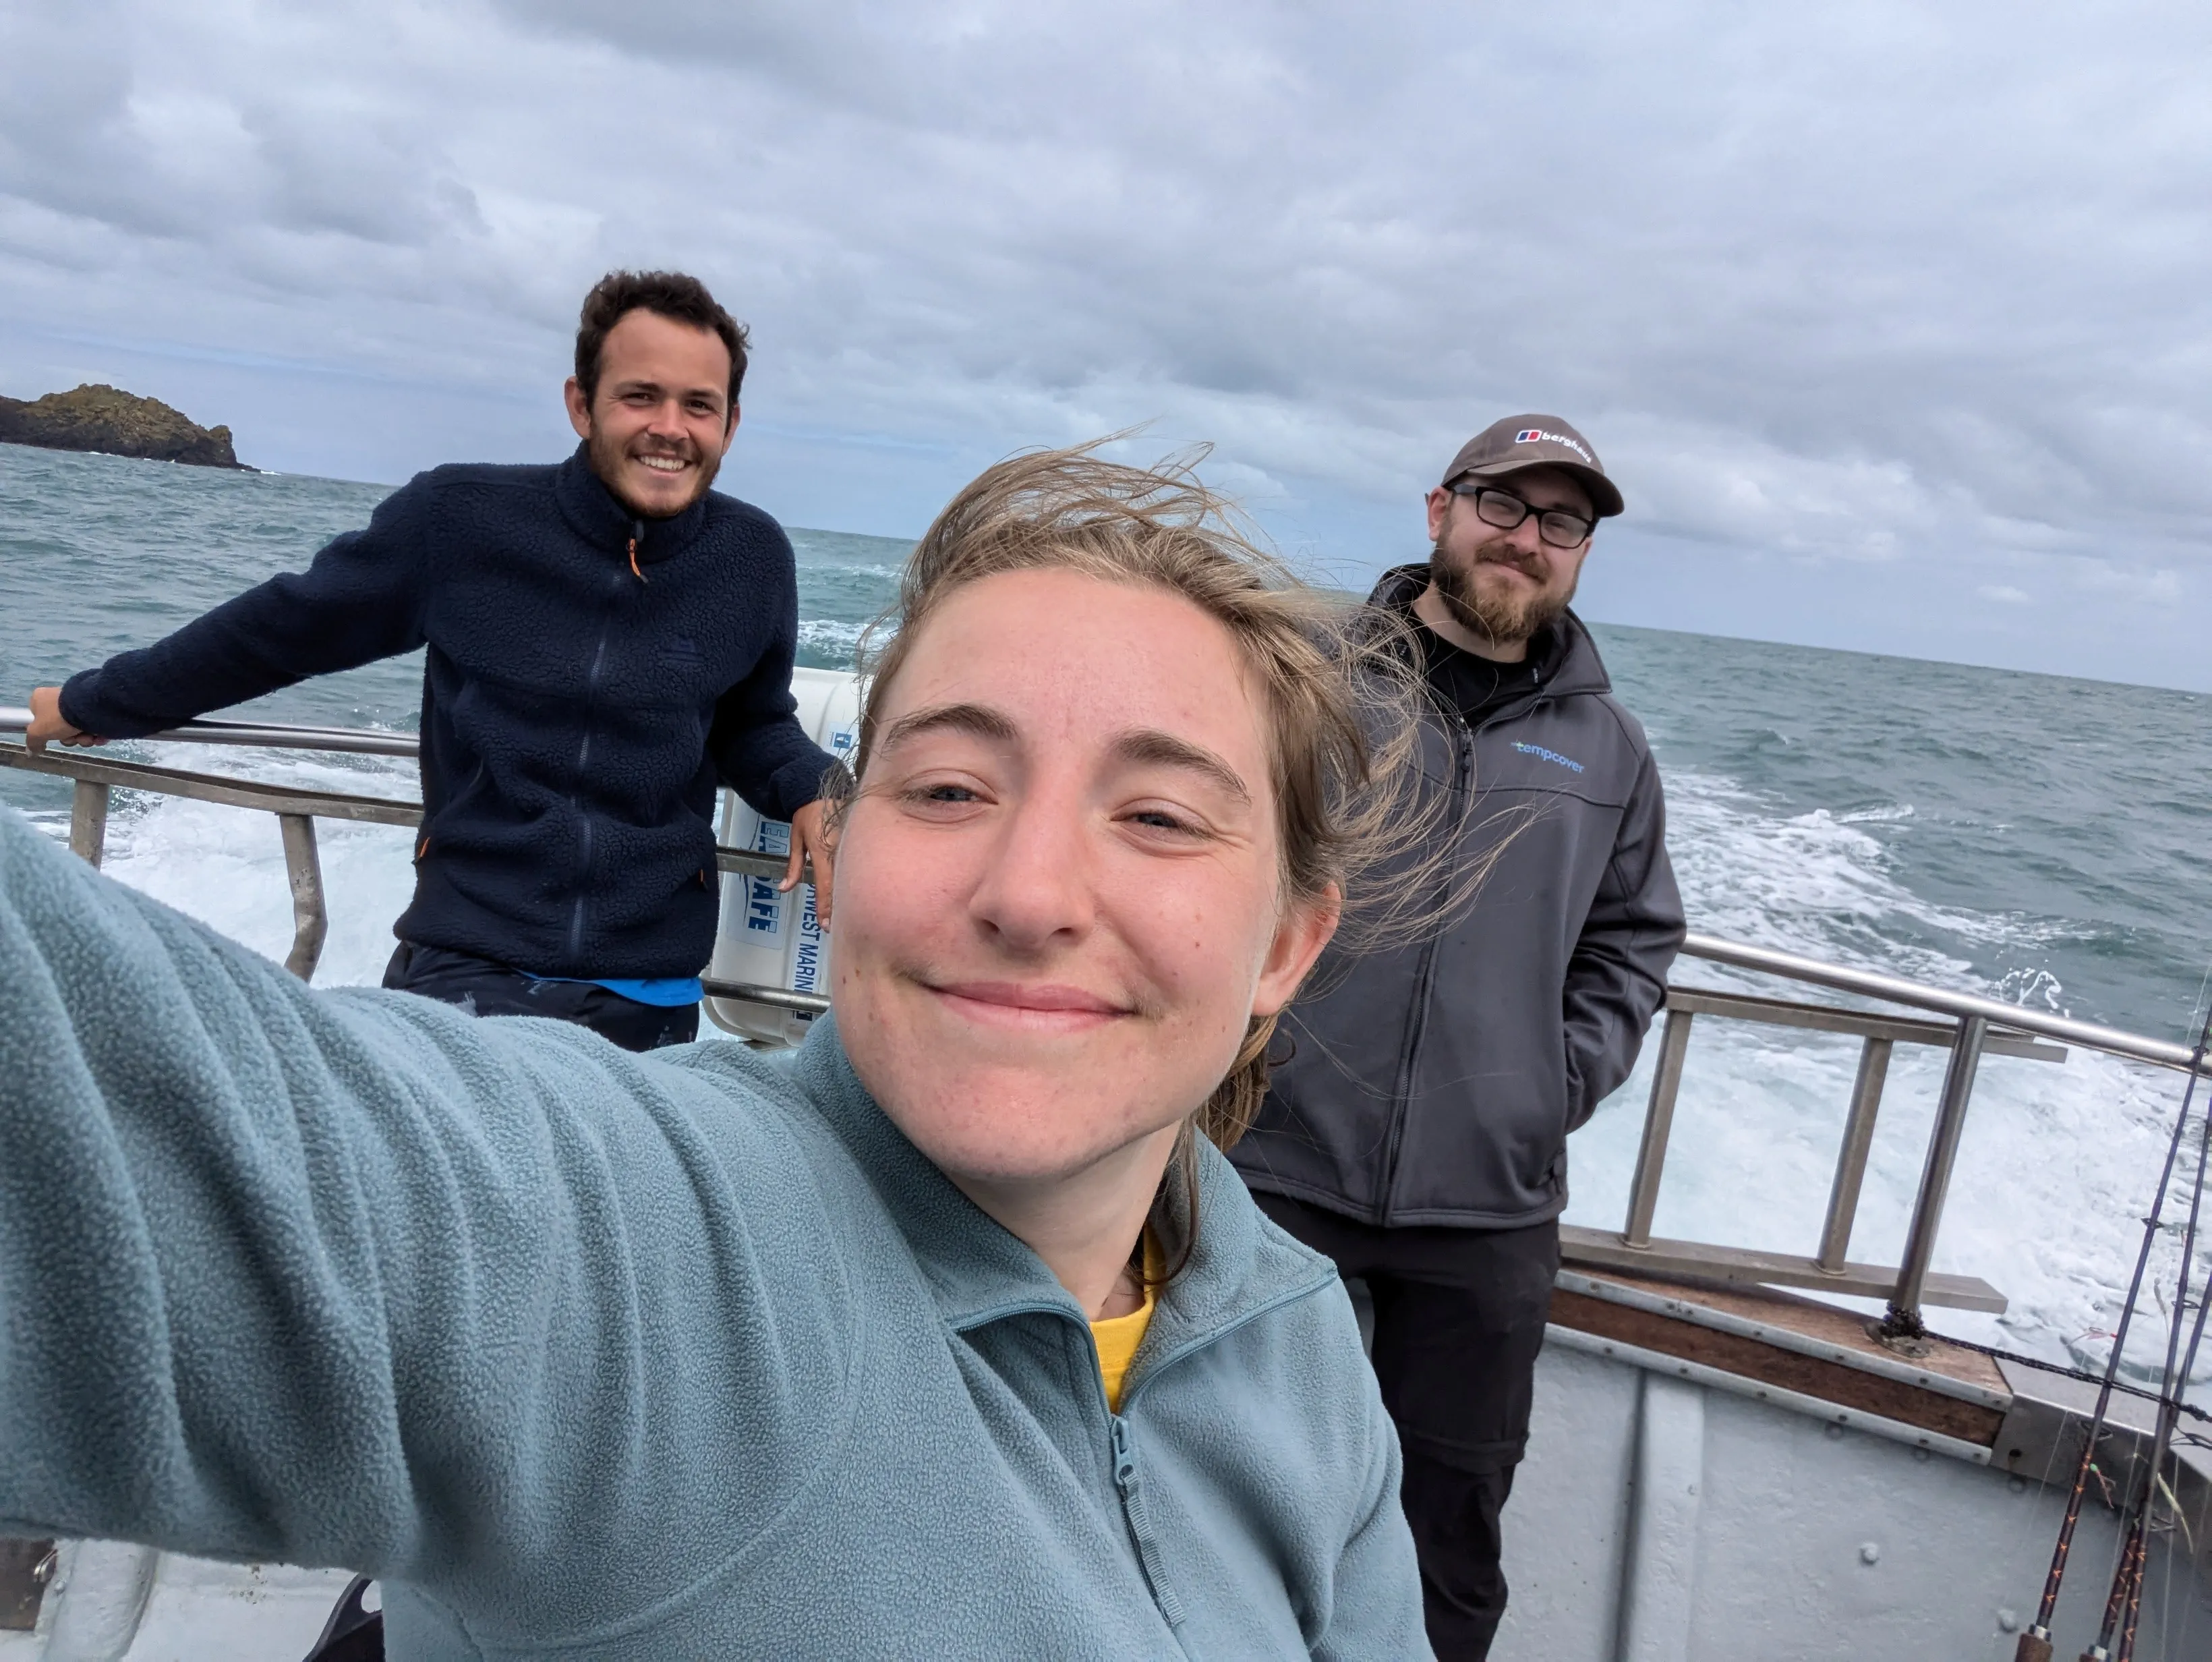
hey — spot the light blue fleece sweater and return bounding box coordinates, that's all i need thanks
[0,805,1428,1659]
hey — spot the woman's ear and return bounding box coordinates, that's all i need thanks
[1250,883,1340,1021]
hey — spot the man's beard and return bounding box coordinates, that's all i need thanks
[587,426,722,517]
[1430,537,1576,647]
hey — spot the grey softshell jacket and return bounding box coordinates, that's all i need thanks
[1232,569,1685,1228]
[0,805,1428,1659]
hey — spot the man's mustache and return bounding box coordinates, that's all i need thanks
[1472,540,1546,579]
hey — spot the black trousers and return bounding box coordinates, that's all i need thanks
[1254,1194,1559,1662]
[382,942,700,1054]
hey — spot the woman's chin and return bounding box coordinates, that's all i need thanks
[885,1083,1183,1189]
[839,990,1215,1186]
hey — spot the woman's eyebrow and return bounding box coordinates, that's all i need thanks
[1111,728,1251,804]
[877,701,1020,752]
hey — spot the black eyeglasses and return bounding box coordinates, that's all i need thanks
[1448,482,1594,549]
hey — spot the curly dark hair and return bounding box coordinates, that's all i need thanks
[573,270,751,412]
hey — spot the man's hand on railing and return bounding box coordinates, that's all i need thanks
[25,687,105,755]
[785,798,836,928]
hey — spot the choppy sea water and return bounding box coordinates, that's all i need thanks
[5,442,2210,1382]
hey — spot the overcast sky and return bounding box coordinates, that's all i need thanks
[4,1,2210,687]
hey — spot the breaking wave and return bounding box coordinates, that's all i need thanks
[1567,766,2208,1383]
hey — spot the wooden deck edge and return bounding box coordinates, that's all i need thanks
[1548,1284,2006,1446]
[1559,1224,2008,1313]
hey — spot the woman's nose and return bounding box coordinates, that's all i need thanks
[967,795,1095,952]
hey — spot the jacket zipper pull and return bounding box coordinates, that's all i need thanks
[1107,1416,1186,1628]
[628,518,645,582]
[1109,1417,1136,1490]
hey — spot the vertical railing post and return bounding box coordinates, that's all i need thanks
[1880,1014,1988,1344]
[1817,1036,1892,1273]
[1623,1008,1694,1249]
[0,1535,56,1632]
[68,778,110,867]
[277,813,327,983]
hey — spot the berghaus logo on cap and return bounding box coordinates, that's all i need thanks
[1515,428,1595,465]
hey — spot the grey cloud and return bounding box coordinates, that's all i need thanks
[4,14,444,246]
[5,0,2212,595]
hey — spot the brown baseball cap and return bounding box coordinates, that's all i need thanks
[1440,413,1623,519]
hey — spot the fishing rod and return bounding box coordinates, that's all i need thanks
[2107,1135,2212,1662]
[0,707,419,758]
[2092,1286,2212,1662]
[2016,999,2212,1662]
[2093,1108,2212,1661]
[2091,1523,2147,1662]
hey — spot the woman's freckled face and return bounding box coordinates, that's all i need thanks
[829,568,1325,1186]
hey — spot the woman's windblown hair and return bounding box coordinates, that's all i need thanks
[847,438,1454,1155]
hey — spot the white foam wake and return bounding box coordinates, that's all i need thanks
[1568,770,2208,1381]
[42,744,423,990]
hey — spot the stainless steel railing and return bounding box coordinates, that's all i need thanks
[7,710,2201,1336]
[1566,980,2056,1331]
[1586,936,2211,1344]
[0,712,808,998]
[0,708,419,756]
[1681,932,2211,1074]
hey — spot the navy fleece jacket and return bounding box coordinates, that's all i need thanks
[0,806,1430,1659]
[60,447,836,979]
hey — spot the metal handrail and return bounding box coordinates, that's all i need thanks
[3,718,2182,1050]
[1605,937,2208,1344]
[1682,932,2211,1078]
[0,733,815,986]
[0,707,419,757]
[0,743,804,877]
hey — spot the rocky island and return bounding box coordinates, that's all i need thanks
[0,383,252,469]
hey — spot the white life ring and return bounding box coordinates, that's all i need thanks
[703,666,861,1044]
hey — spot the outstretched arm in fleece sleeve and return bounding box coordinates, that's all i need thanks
[0,807,848,1633]
[58,476,434,739]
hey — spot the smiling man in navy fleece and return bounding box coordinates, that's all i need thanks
[25,270,839,1052]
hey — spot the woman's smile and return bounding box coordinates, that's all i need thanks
[923,977,1136,1031]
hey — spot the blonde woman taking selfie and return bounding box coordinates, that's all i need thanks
[0,448,1442,1659]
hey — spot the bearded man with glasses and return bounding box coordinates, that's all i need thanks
[1231,414,1685,1659]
